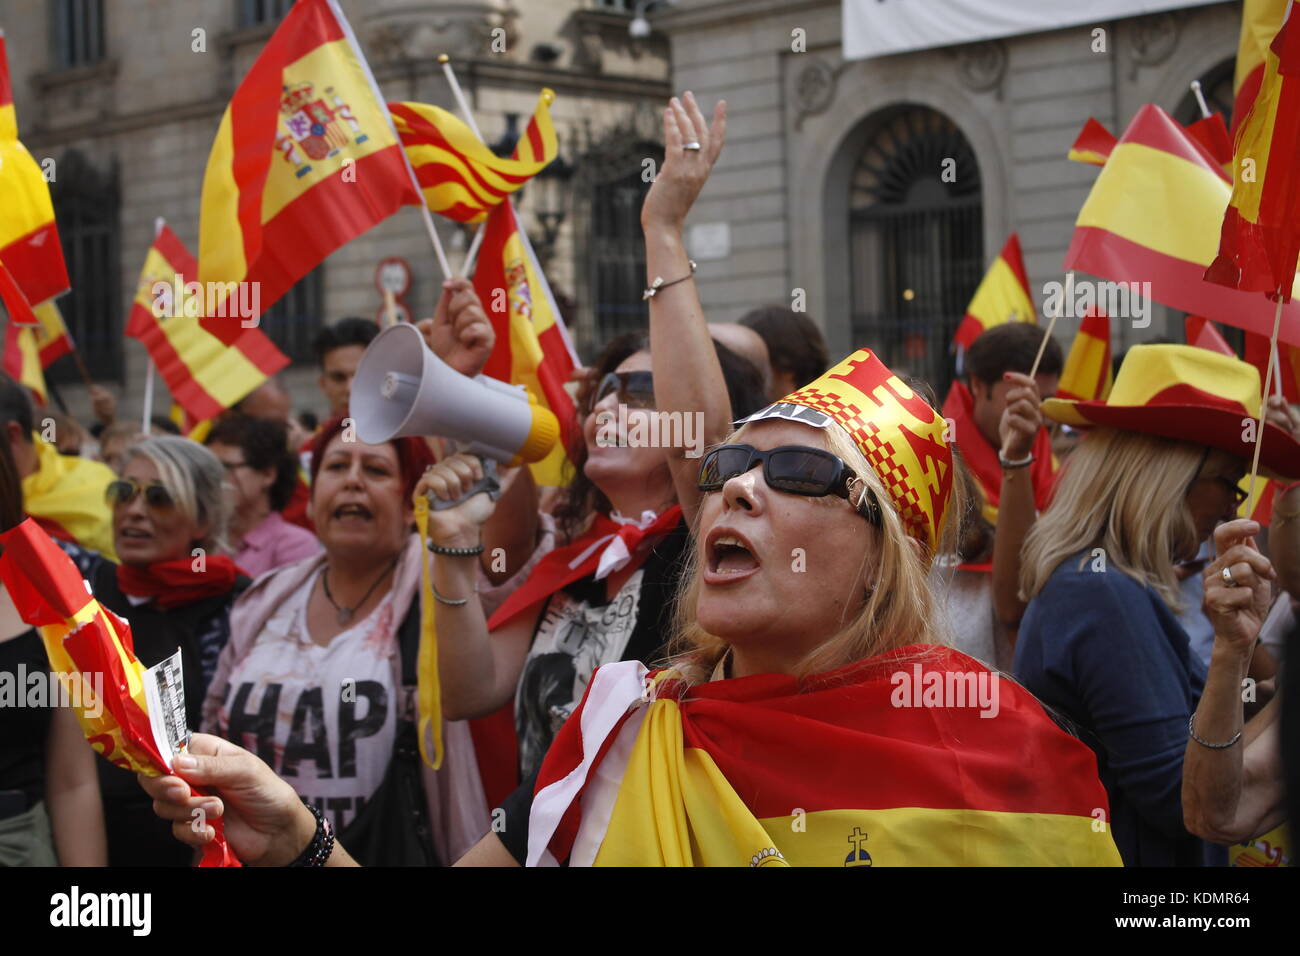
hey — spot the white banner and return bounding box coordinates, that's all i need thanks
[843,0,1225,61]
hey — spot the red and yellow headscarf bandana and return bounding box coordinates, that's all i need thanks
[736,349,953,550]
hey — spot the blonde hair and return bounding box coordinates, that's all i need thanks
[666,422,958,686]
[1020,427,1203,611]
[124,436,231,554]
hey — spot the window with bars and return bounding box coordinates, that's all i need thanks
[238,0,297,29]
[848,106,984,397]
[255,268,325,366]
[49,150,120,382]
[51,0,105,69]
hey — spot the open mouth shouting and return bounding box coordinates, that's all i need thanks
[333,502,373,523]
[704,525,761,585]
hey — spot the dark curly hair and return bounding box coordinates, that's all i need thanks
[204,413,300,512]
[551,331,769,542]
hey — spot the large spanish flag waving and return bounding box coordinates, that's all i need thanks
[198,0,419,345]
[474,201,579,486]
[952,233,1034,350]
[527,648,1121,867]
[391,89,558,223]
[1206,4,1300,302]
[127,222,289,424]
[0,30,70,307]
[1066,104,1300,345]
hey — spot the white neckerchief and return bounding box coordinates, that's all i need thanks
[566,509,663,582]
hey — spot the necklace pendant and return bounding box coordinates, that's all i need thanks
[336,607,353,626]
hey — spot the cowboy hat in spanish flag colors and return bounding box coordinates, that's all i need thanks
[1042,344,1300,479]
[525,648,1122,866]
[0,519,239,866]
[197,0,420,345]
[735,348,953,551]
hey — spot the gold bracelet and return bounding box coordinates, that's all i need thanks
[1272,498,1300,521]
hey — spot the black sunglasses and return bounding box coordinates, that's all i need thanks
[1185,447,1248,508]
[106,478,176,510]
[697,444,882,525]
[594,371,655,409]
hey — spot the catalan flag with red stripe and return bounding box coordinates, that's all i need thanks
[1206,3,1300,302]
[390,89,558,223]
[1067,104,1300,344]
[952,234,1035,350]
[473,201,579,486]
[0,30,69,307]
[0,519,239,866]
[128,222,289,424]
[527,648,1122,867]
[197,0,419,345]
[1056,309,1113,403]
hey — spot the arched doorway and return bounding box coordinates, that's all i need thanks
[847,106,983,394]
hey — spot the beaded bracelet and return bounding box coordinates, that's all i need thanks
[427,540,484,557]
[1187,714,1243,750]
[287,801,335,867]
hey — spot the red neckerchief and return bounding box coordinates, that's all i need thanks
[116,555,241,610]
[942,380,1057,515]
[488,506,684,630]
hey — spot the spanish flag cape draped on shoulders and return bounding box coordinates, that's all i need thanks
[527,645,1121,867]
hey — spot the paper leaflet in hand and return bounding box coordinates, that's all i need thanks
[0,519,240,866]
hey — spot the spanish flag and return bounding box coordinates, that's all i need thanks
[0,30,70,307]
[0,520,238,866]
[527,648,1122,867]
[1,322,45,403]
[1056,309,1113,403]
[1070,114,1232,170]
[473,201,579,486]
[951,234,1034,350]
[1068,118,1119,166]
[1234,0,1291,133]
[1066,104,1300,345]
[32,300,72,367]
[129,222,289,424]
[391,89,558,223]
[198,0,419,345]
[1206,3,1300,302]
[20,436,116,559]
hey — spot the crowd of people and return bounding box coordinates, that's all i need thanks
[0,91,1293,867]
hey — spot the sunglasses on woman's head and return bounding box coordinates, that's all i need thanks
[697,444,882,525]
[106,478,176,510]
[593,371,655,409]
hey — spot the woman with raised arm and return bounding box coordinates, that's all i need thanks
[137,93,1121,869]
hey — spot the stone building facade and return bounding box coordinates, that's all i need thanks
[659,0,1243,391]
[5,0,670,419]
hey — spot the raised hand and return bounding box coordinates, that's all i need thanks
[998,371,1043,461]
[641,91,727,234]
[412,452,498,549]
[1203,518,1276,653]
[417,277,495,378]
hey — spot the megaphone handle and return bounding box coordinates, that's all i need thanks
[428,457,502,511]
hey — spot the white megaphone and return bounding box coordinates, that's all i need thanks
[352,323,561,467]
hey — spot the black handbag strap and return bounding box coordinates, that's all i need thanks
[395,594,422,690]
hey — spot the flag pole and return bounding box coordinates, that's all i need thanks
[141,359,155,435]
[1247,293,1285,506]
[1190,80,1212,121]
[438,54,490,277]
[1030,271,1071,379]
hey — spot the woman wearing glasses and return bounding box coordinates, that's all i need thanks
[1016,344,1300,866]
[72,435,250,865]
[203,414,320,579]
[139,93,1120,868]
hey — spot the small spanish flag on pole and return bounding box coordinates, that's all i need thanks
[127,220,290,425]
[1,322,46,404]
[951,234,1035,350]
[1055,309,1113,403]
